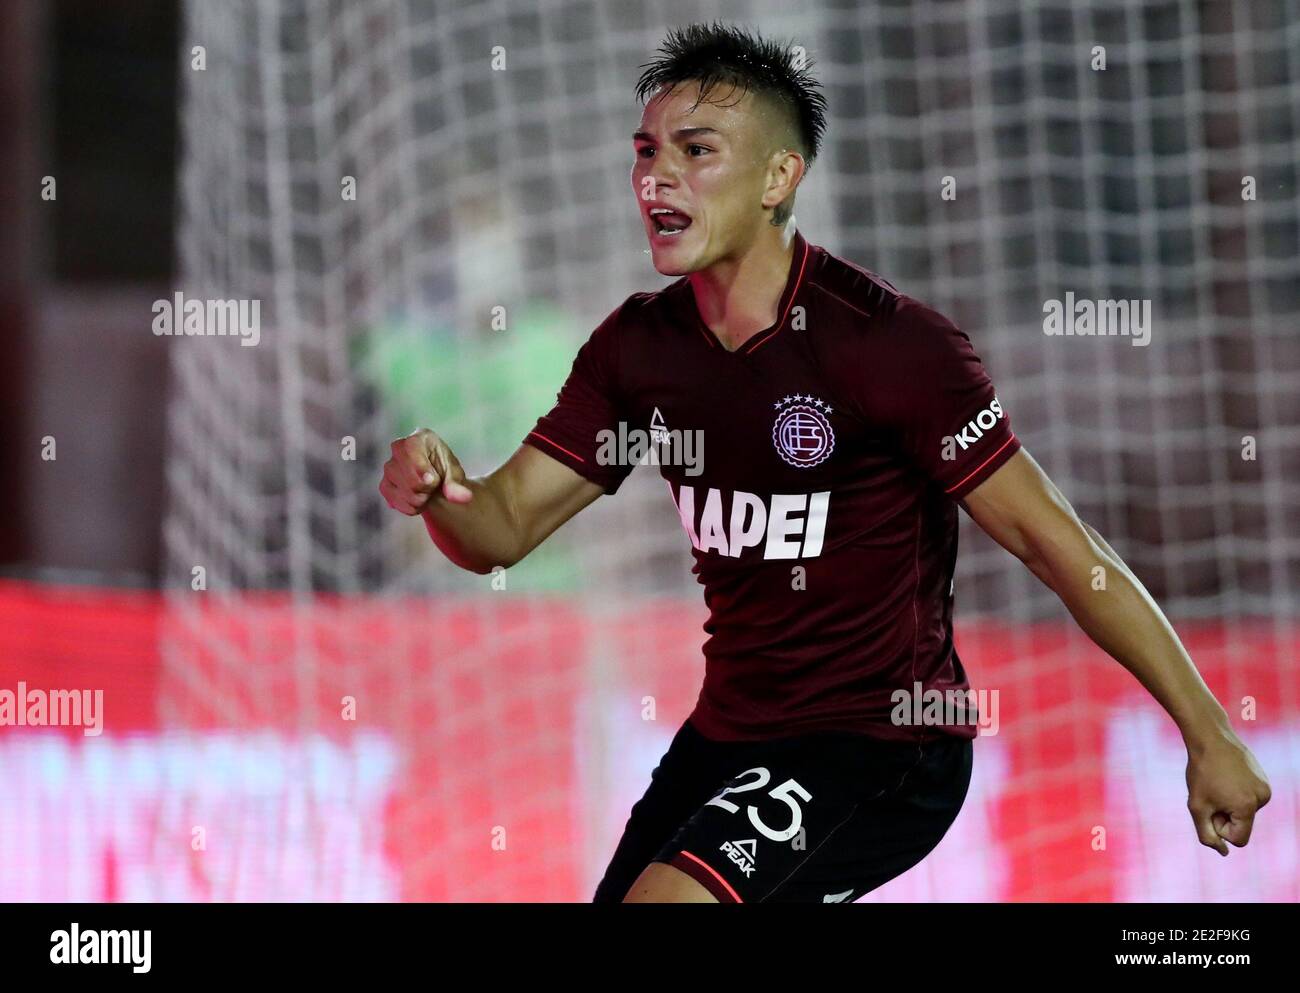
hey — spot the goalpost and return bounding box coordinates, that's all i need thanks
[163,0,1300,900]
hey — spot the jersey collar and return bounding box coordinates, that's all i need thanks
[683,230,812,355]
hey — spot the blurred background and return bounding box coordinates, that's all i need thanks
[0,0,1297,901]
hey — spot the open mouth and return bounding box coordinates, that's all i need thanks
[649,207,693,237]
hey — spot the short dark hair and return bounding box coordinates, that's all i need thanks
[635,22,829,164]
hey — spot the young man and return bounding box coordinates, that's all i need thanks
[380,24,1270,903]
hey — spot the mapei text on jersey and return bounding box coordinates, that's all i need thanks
[672,484,830,560]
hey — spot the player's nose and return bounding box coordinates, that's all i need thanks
[643,173,674,201]
[646,155,680,189]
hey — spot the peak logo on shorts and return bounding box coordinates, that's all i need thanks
[950,396,1005,452]
[720,839,757,877]
[672,484,830,560]
[772,394,835,468]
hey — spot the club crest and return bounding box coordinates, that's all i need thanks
[772,394,835,468]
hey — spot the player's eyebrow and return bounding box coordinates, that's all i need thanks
[632,127,723,143]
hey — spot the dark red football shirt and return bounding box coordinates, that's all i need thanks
[524,230,1020,742]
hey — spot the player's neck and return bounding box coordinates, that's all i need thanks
[689,219,798,352]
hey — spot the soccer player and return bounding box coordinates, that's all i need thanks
[380,23,1271,903]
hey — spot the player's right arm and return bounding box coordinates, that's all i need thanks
[380,428,603,574]
[385,300,635,572]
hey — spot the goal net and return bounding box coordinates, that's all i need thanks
[162,0,1300,900]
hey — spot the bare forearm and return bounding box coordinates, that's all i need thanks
[422,473,523,574]
[1024,522,1232,749]
[415,445,602,574]
[963,450,1269,851]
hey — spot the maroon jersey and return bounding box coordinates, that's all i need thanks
[524,230,1020,742]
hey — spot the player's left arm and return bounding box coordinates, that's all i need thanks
[960,446,1272,855]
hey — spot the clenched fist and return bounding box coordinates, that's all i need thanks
[1185,729,1271,856]
[380,428,473,515]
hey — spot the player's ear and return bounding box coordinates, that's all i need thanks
[762,148,804,212]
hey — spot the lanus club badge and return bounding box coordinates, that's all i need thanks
[772,394,835,468]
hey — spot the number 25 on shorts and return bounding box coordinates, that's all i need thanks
[706,767,813,843]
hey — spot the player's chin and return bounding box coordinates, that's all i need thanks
[645,232,699,275]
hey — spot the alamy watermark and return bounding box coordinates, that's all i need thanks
[596,407,703,476]
[50,924,150,973]
[152,292,261,346]
[1043,293,1151,346]
[890,682,1000,736]
[0,682,103,736]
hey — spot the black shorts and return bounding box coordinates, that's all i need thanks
[593,718,972,903]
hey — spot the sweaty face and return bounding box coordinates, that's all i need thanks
[632,81,787,276]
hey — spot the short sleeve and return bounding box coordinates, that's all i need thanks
[523,302,635,494]
[889,298,1021,499]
